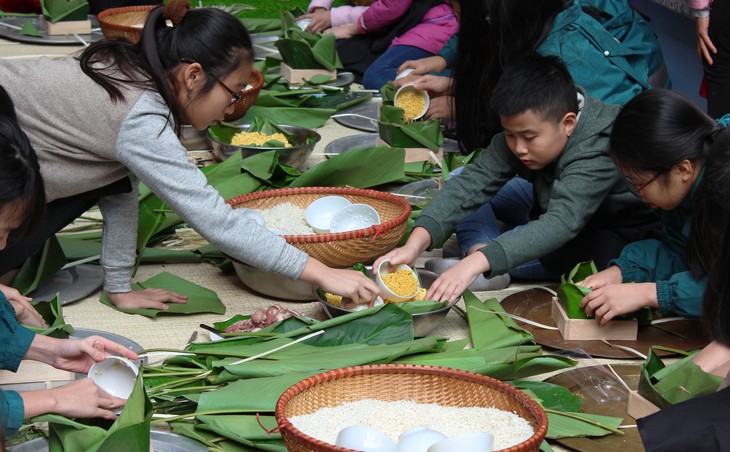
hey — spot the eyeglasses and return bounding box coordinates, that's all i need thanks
[180,59,243,106]
[626,172,662,196]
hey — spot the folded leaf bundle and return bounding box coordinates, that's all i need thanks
[378,104,443,152]
[275,10,342,71]
[638,348,722,409]
[41,0,89,22]
[556,261,596,319]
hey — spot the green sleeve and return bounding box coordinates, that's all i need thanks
[0,294,35,372]
[0,389,25,436]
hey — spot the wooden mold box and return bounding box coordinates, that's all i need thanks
[628,390,660,419]
[281,62,336,85]
[39,16,92,35]
[375,137,443,164]
[551,297,638,341]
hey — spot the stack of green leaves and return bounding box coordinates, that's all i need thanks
[556,261,596,319]
[377,82,443,151]
[24,294,74,339]
[274,9,341,71]
[41,0,89,22]
[638,347,723,409]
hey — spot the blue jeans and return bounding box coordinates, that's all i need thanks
[362,45,433,90]
[455,177,560,280]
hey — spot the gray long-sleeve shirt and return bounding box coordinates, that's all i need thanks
[0,57,308,292]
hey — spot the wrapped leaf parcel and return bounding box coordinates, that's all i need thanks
[638,347,722,409]
[377,83,443,151]
[275,10,342,71]
[41,0,89,22]
[556,261,596,319]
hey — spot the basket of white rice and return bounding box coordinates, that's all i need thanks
[226,187,411,268]
[275,364,548,452]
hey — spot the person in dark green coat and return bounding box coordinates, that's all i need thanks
[580,89,726,324]
[374,54,658,303]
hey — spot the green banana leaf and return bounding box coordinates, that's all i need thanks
[275,10,341,71]
[196,415,286,451]
[99,272,225,318]
[463,291,535,349]
[41,0,88,22]
[34,373,151,451]
[209,117,302,148]
[290,146,406,188]
[556,261,595,319]
[24,294,74,339]
[20,19,41,36]
[13,235,67,296]
[638,348,722,409]
[241,18,280,33]
[378,104,443,151]
[241,106,336,128]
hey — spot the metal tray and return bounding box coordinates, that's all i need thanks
[7,430,207,451]
[324,132,460,157]
[28,264,104,305]
[0,16,103,46]
[333,101,380,132]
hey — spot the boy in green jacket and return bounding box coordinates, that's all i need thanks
[375,54,658,303]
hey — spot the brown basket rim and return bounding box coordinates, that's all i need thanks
[226,187,412,244]
[274,364,549,452]
[246,67,265,93]
[96,5,157,34]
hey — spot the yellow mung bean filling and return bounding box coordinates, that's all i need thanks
[231,131,291,147]
[382,269,419,297]
[395,91,425,121]
[325,292,343,307]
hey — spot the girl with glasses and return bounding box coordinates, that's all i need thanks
[0,0,381,310]
[578,88,729,324]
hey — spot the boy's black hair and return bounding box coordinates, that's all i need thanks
[0,85,46,236]
[490,53,579,123]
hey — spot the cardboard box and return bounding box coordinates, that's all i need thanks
[551,297,638,340]
[39,15,92,35]
[280,62,336,85]
[375,136,443,164]
[628,390,660,419]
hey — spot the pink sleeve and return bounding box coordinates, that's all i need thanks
[330,5,368,27]
[307,0,334,13]
[360,0,412,33]
[689,0,711,9]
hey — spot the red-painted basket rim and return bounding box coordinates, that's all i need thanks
[226,187,412,243]
[274,364,549,452]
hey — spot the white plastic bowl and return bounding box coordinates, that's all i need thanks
[394,84,430,120]
[304,196,352,234]
[427,432,494,452]
[88,356,139,400]
[398,426,446,452]
[376,259,420,302]
[236,207,265,226]
[395,67,415,80]
[329,203,380,233]
[296,18,312,31]
[336,425,399,452]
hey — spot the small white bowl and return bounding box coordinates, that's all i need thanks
[88,356,139,400]
[395,67,415,80]
[296,18,312,31]
[394,84,430,120]
[398,426,446,452]
[236,207,265,226]
[427,432,494,452]
[336,425,399,452]
[329,203,380,233]
[305,196,352,234]
[376,259,419,302]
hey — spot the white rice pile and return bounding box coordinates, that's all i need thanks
[289,399,534,449]
[258,202,314,235]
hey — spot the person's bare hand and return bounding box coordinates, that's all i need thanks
[397,56,447,77]
[409,75,452,97]
[298,9,332,34]
[580,282,657,325]
[21,378,127,420]
[7,297,47,328]
[318,268,382,307]
[426,252,488,303]
[424,95,454,121]
[51,335,139,373]
[373,245,421,277]
[324,23,358,39]
[577,265,622,291]
[108,288,187,310]
[696,16,717,65]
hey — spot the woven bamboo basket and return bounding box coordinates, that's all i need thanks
[226,187,411,268]
[275,364,549,452]
[97,5,156,43]
[223,67,265,122]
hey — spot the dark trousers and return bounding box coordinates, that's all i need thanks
[705,0,730,118]
[0,178,132,275]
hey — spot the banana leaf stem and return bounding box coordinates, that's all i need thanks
[146,372,212,392]
[142,371,206,378]
[544,408,625,435]
[150,385,219,396]
[151,409,251,425]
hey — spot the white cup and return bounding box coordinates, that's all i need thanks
[88,356,139,400]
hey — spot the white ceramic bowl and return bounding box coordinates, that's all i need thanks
[329,203,380,233]
[376,259,420,302]
[88,356,139,399]
[394,84,430,120]
[427,432,494,452]
[398,426,446,452]
[304,196,352,234]
[336,425,399,452]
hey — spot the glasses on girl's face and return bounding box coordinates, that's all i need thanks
[626,172,662,196]
[180,59,243,106]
